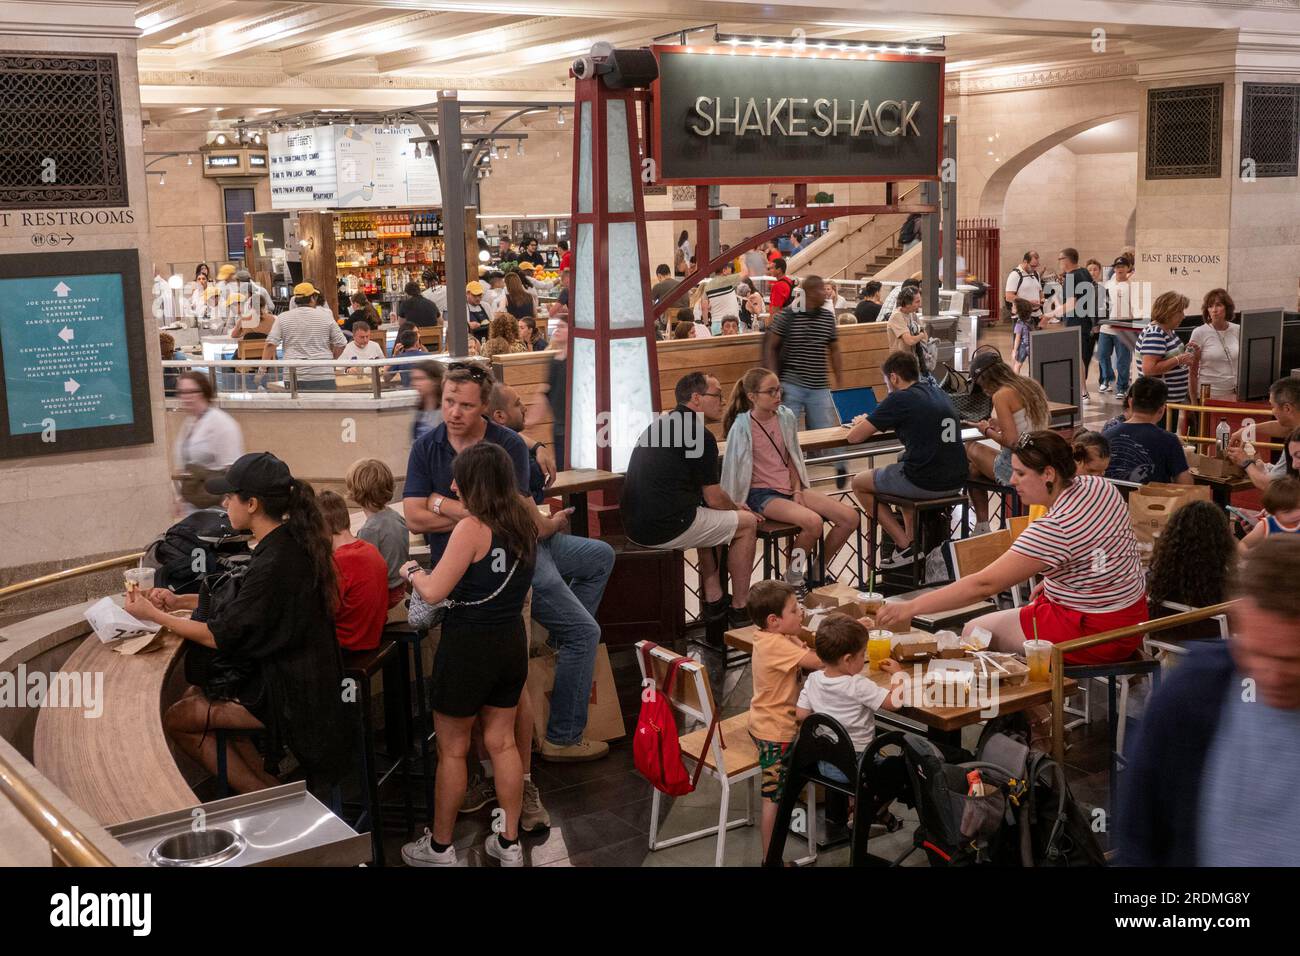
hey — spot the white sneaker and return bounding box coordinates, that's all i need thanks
[402,829,457,867]
[971,521,991,537]
[485,833,524,867]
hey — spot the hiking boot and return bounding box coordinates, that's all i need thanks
[540,738,609,762]
[460,774,496,814]
[521,779,551,832]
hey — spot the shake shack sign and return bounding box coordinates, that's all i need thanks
[651,47,944,183]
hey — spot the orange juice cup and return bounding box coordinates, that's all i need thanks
[1023,639,1052,683]
[868,629,893,672]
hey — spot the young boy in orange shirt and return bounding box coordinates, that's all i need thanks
[746,580,823,857]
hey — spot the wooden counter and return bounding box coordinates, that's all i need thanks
[33,630,198,827]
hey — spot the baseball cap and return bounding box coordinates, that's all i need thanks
[293,281,319,296]
[969,349,1001,387]
[235,268,252,282]
[466,280,485,296]
[217,264,237,280]
[516,261,535,271]
[205,452,294,497]
[1112,256,1133,269]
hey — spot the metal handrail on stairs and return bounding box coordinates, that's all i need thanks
[826,183,923,281]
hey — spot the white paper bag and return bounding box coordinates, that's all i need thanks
[84,597,161,644]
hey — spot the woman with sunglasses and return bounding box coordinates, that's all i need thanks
[877,430,1147,677]
[720,368,859,591]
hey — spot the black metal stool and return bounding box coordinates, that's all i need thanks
[384,622,436,817]
[756,519,826,585]
[342,639,412,867]
[213,728,269,799]
[868,490,970,590]
[965,475,1023,528]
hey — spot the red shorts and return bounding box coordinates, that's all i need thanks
[1018,595,1148,665]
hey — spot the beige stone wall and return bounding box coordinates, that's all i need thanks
[0,26,175,583]
[1074,152,1137,265]
[144,128,271,278]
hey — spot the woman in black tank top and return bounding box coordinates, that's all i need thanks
[398,443,538,867]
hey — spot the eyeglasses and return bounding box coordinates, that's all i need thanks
[702,391,723,400]
[754,387,782,396]
[177,388,205,396]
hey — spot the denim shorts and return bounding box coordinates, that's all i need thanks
[746,487,793,514]
[873,462,963,500]
[994,446,1014,485]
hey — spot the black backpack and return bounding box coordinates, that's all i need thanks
[143,509,252,594]
[900,730,1106,867]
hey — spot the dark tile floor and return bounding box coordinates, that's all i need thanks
[381,635,1139,867]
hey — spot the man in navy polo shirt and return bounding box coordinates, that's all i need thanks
[403,365,614,764]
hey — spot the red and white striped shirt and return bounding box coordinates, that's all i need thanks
[1010,475,1144,612]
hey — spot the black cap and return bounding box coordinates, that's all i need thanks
[969,349,1001,386]
[205,452,294,497]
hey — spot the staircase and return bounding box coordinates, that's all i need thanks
[854,243,905,280]
[788,182,922,284]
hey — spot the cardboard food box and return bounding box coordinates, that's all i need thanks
[891,632,938,663]
[1194,453,1245,480]
[970,652,1030,686]
[805,584,873,619]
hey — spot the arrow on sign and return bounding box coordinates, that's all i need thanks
[64,378,80,395]
[53,282,71,297]
[58,326,74,343]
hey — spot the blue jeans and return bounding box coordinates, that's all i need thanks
[780,381,845,476]
[1096,333,1132,393]
[531,533,615,746]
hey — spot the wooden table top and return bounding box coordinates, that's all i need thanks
[548,468,624,496]
[33,630,199,827]
[724,624,1075,733]
[1190,470,1254,490]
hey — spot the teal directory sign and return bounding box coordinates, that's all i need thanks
[0,249,152,458]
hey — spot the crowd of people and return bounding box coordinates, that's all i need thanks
[140,230,1300,868]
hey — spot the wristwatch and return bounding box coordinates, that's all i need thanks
[432,494,444,515]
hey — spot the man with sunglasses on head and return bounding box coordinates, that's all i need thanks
[403,362,615,763]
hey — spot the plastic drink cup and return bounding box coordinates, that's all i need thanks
[1023,639,1052,683]
[124,567,155,595]
[868,630,893,672]
[859,592,885,617]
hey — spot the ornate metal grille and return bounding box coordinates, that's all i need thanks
[1146,84,1223,180]
[1241,83,1300,178]
[0,52,128,207]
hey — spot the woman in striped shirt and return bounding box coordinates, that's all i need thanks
[876,430,1147,665]
[1137,291,1193,431]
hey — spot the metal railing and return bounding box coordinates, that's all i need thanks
[1164,399,1279,448]
[826,183,924,281]
[1049,601,1235,767]
[0,552,146,605]
[162,354,453,400]
[0,749,115,867]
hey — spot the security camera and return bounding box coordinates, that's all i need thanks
[571,55,597,80]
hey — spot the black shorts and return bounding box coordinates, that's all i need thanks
[430,616,528,718]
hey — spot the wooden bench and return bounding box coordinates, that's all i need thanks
[656,324,889,437]
[33,629,198,827]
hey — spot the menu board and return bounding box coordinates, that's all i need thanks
[0,250,152,459]
[272,124,440,210]
[269,127,339,209]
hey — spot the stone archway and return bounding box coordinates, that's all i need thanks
[977,111,1138,219]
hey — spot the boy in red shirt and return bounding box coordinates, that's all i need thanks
[318,491,389,651]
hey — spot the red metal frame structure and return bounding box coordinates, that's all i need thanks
[954,217,1000,291]
[565,44,945,468]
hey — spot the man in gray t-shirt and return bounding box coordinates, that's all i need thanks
[264,282,345,387]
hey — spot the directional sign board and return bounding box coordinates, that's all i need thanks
[0,249,152,459]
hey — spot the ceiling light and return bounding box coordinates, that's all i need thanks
[489,142,499,160]
[158,173,166,186]
[499,145,510,159]
[479,250,491,262]
[556,109,565,125]
[214,133,227,145]
[516,140,525,156]
[186,155,193,166]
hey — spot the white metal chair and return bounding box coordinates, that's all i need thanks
[635,641,816,866]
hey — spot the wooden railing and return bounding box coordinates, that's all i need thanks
[1049,601,1234,767]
